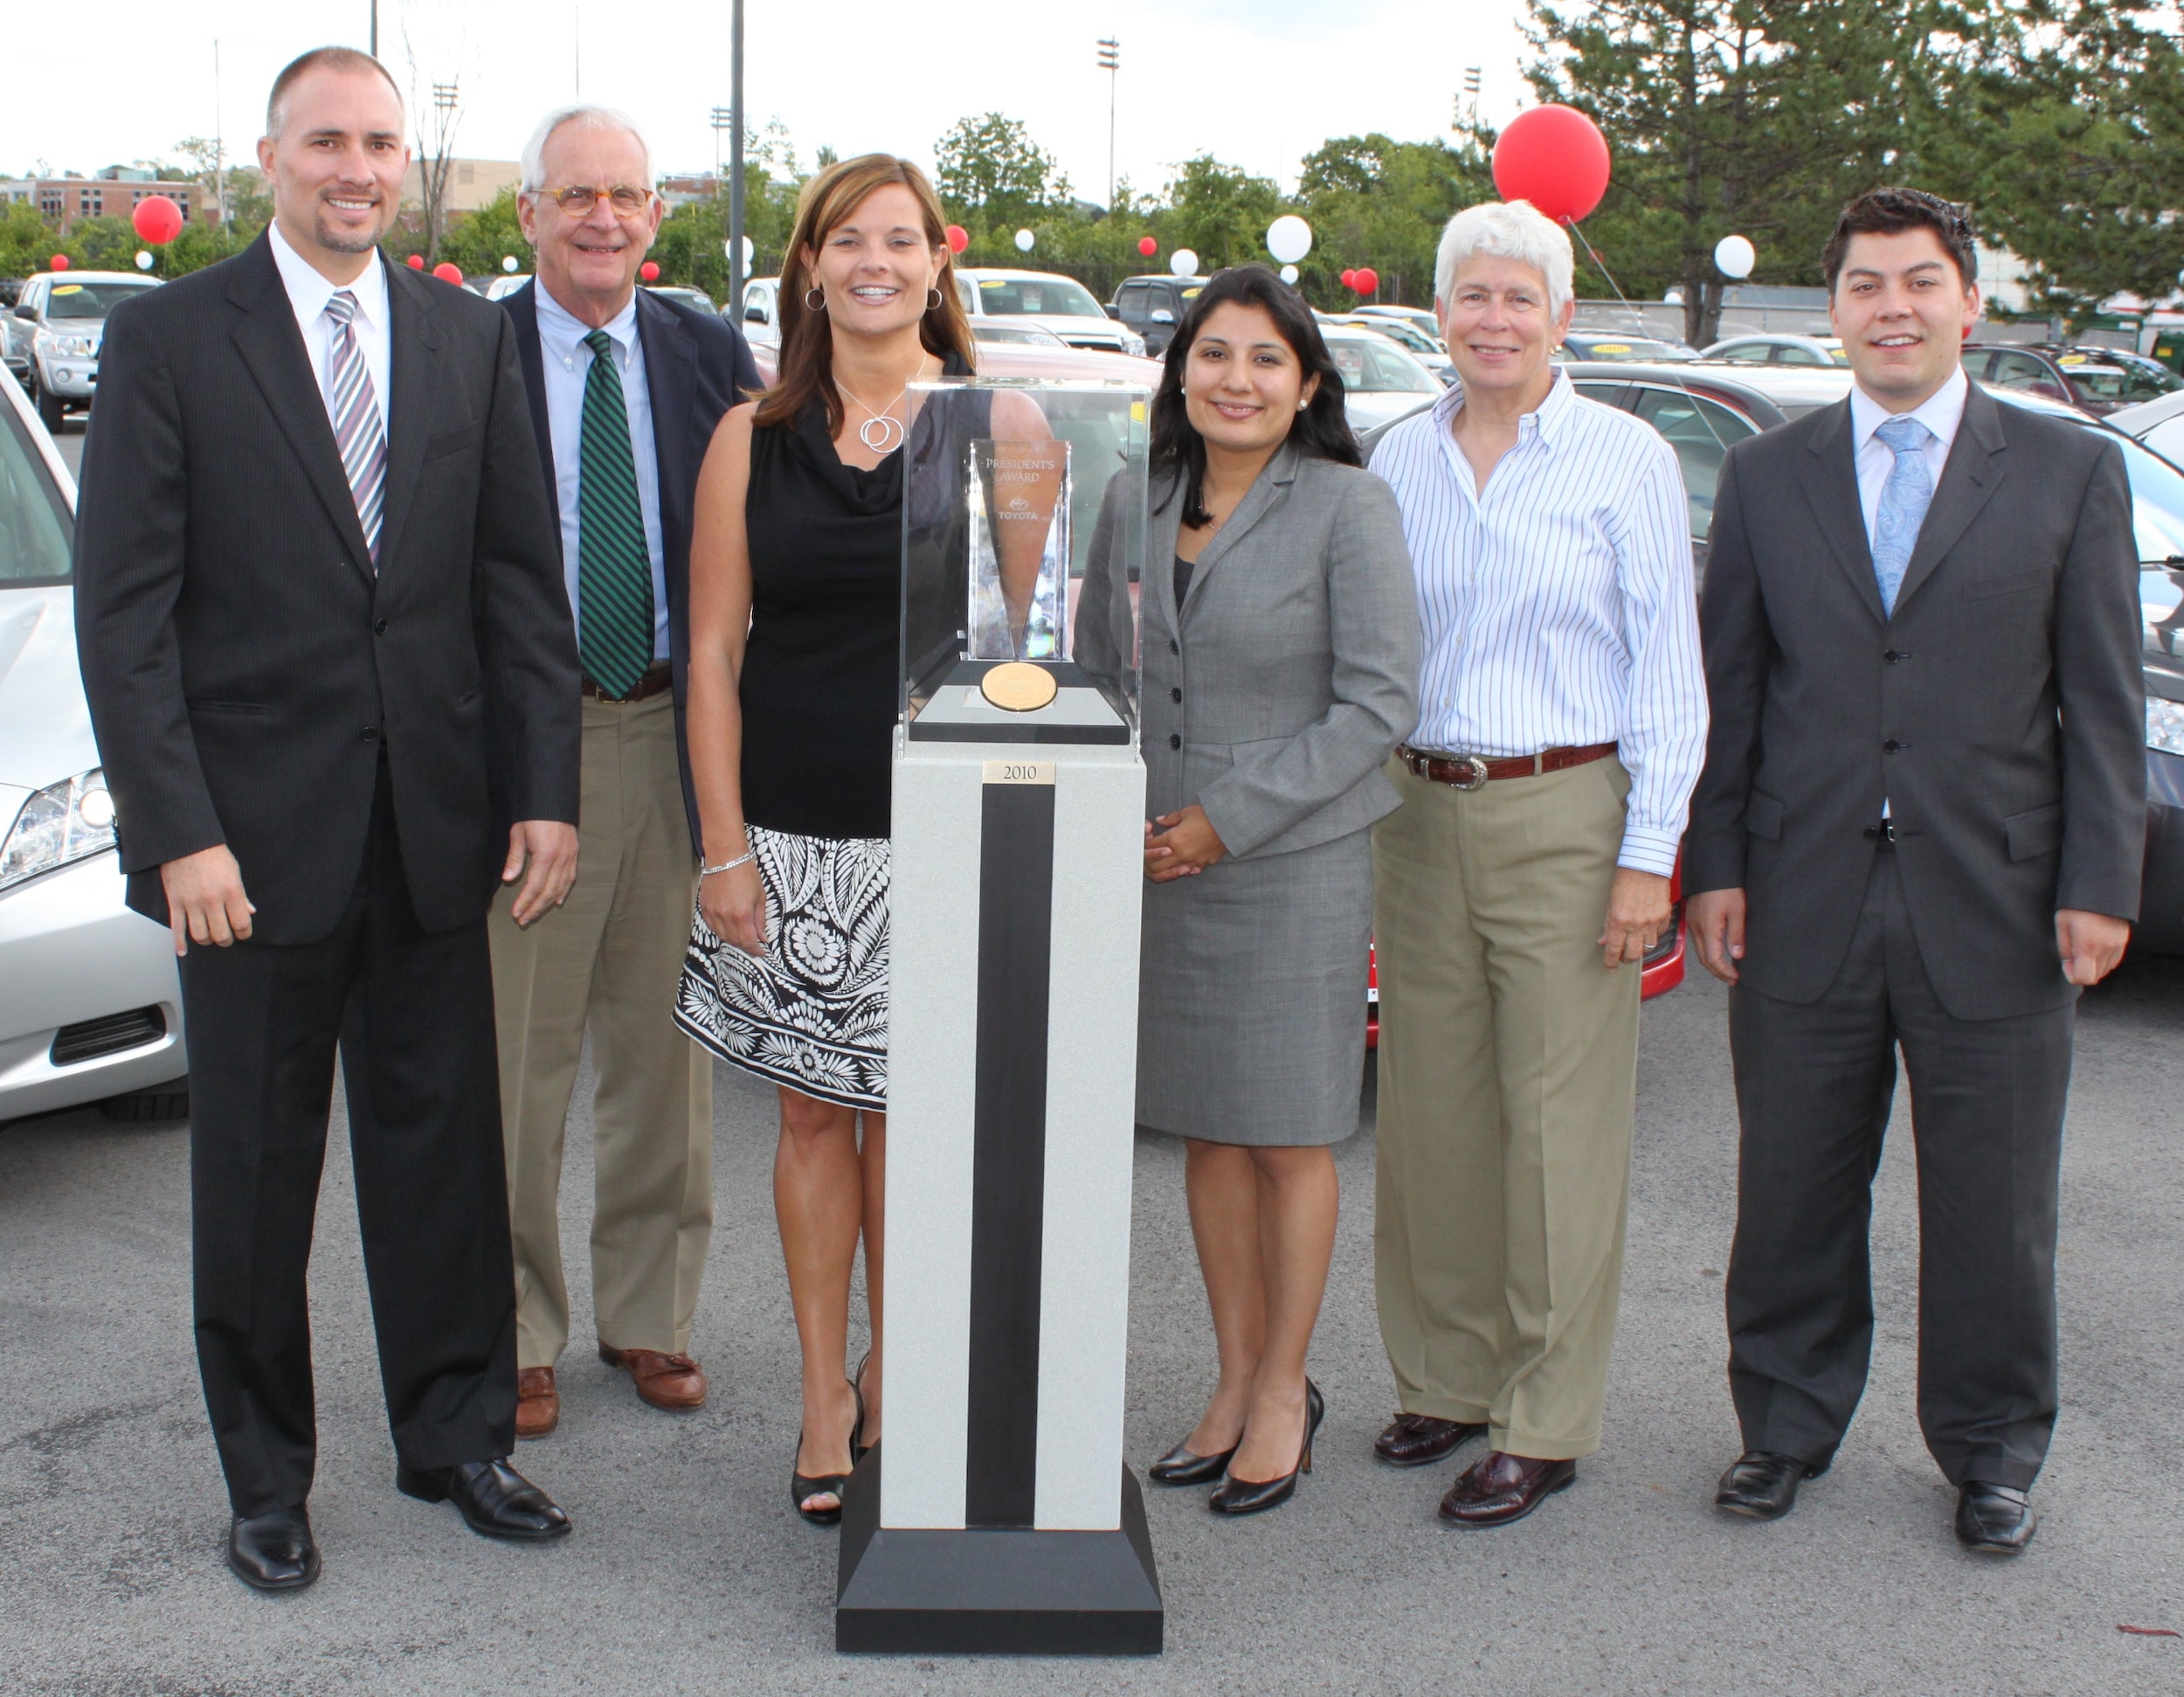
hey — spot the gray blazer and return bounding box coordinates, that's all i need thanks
[1077,441,1420,858]
[1686,381,2144,1021]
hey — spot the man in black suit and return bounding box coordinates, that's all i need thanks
[1686,188,2144,1553]
[488,105,759,1439]
[73,47,582,1591]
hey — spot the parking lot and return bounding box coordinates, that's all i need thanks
[3,958,2179,1695]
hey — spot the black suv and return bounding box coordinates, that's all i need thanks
[1108,274,1206,357]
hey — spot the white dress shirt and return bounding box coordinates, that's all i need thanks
[1370,372,1709,876]
[1849,363,1967,544]
[267,219,391,440]
[535,283,669,661]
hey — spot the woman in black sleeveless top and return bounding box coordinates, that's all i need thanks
[674,156,978,1526]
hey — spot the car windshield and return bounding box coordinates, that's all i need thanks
[0,401,74,583]
[44,280,156,319]
[1326,336,1439,394]
[974,276,1105,319]
[2056,353,2182,405]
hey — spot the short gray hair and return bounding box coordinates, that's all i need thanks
[520,104,652,193]
[1434,201,1575,318]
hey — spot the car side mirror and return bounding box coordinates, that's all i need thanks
[1150,308,1173,325]
[12,304,33,321]
[743,306,766,323]
[1104,304,1122,320]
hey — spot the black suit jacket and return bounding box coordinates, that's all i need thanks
[501,281,758,853]
[1687,380,2144,1021]
[73,232,579,945]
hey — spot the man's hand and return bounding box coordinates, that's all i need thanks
[1144,806,1227,883]
[1687,887,1746,985]
[1598,868,1673,971]
[2056,908,2130,987]
[160,844,253,955]
[504,821,578,926]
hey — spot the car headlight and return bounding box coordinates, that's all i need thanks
[40,332,97,358]
[2150,697,2184,756]
[1122,330,1147,357]
[0,768,117,893]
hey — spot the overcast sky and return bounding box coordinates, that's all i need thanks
[0,0,1535,199]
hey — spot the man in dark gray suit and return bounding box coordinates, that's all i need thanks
[1686,188,2143,1554]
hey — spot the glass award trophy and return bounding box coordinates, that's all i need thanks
[840,378,1159,1655]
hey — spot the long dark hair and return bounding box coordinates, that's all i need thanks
[754,154,976,434]
[1149,263,1359,525]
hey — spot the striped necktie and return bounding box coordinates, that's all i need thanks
[1870,415,1934,617]
[322,290,386,568]
[577,328,654,698]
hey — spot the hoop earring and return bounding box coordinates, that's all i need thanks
[926,287,943,311]
[805,287,826,312]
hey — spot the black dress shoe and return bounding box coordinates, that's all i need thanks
[1714,1451,1827,1520]
[1374,1412,1488,1467]
[1208,1380,1324,1516]
[227,1507,320,1592]
[1955,1481,2037,1553]
[397,1458,571,1541]
[1148,1437,1239,1486]
[1437,1451,1576,1528]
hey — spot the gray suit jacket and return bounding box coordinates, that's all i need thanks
[1077,442,1420,859]
[1686,381,2144,1020]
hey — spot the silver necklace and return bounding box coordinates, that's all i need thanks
[836,359,930,453]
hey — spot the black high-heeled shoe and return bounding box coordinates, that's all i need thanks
[791,1377,860,1527]
[1148,1437,1240,1486]
[1208,1379,1324,1516]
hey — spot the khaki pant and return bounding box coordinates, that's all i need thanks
[490,689,713,1369]
[1372,754,1639,1460]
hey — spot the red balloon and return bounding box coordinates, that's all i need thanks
[1351,267,1379,295]
[132,194,184,245]
[1339,268,1356,288]
[432,261,463,284]
[639,260,660,281]
[406,253,425,268]
[1138,236,1158,258]
[944,224,969,253]
[51,254,69,271]
[1491,104,1612,224]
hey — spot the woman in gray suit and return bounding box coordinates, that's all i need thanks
[1079,265,1419,1514]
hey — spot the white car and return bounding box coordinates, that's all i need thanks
[1321,327,1444,432]
[10,271,163,433]
[0,369,187,1123]
[956,268,1146,357]
[1703,332,1849,368]
[2105,387,2184,468]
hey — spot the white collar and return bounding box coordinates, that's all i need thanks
[1849,363,1968,454]
[536,281,639,370]
[268,218,388,330]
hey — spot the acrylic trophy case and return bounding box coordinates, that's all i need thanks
[835,378,1160,1654]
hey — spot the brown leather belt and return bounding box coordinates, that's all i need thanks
[1399,741,1617,791]
[582,660,673,703]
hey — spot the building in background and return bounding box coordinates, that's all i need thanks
[0,169,211,237]
[401,158,522,216]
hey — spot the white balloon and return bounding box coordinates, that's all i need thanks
[134,250,154,271]
[1015,228,1035,253]
[501,255,519,273]
[1280,263,1299,285]
[1171,248,1199,278]
[1267,214,1313,265]
[722,237,755,265]
[1714,234,1756,280]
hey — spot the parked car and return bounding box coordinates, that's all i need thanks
[734,274,782,346]
[1702,332,1849,367]
[971,322,1068,347]
[958,268,1147,357]
[9,271,162,432]
[2107,387,2184,468]
[1351,304,1443,341]
[1108,274,1206,357]
[0,368,189,1124]
[1560,328,1698,363]
[1964,343,2184,416]
[1320,327,1443,432]
[645,284,714,314]
[481,273,532,302]
[1324,313,1455,385]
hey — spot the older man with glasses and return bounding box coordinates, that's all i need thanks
[1366,199,1707,1528]
[491,105,759,1439]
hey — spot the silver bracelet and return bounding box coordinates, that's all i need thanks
[700,848,755,877]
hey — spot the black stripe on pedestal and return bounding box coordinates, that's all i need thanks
[964,779,1056,1527]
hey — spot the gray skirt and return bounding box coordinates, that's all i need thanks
[1135,828,1373,1146]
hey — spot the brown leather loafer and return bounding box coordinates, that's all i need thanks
[515,1367,559,1439]
[598,1343,707,1411]
[1375,1411,1488,1467]
[1437,1450,1576,1528]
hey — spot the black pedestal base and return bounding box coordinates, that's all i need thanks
[835,1447,1163,1654]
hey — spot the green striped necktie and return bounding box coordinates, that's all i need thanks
[577,327,654,697]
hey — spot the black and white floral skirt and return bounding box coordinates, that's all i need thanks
[675,826,888,1110]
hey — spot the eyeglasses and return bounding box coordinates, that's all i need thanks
[539,185,656,217]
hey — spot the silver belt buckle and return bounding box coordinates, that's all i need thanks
[1452,754,1490,791]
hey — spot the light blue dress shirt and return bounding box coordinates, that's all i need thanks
[535,284,669,661]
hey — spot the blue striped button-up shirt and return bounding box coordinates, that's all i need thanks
[1369,372,1708,876]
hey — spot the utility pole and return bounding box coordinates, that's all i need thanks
[729,0,745,307]
[711,104,733,300]
[1456,66,1481,132]
[1096,37,1119,212]
[213,39,227,225]
[573,3,581,98]
[369,0,377,59]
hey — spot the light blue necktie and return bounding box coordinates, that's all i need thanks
[1870,416,1934,617]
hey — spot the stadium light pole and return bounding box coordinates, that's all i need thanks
[1096,37,1119,212]
[729,0,745,307]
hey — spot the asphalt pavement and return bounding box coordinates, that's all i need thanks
[52,419,81,480]
[3,948,2181,1695]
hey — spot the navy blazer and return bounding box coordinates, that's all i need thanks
[502,281,760,852]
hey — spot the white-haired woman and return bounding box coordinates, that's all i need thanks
[1365,200,1707,1528]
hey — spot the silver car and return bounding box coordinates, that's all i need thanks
[0,367,187,1123]
[10,271,162,433]
[1320,327,1443,433]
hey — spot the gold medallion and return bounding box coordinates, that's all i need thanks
[979,661,1059,713]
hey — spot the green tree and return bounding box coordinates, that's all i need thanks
[934,114,1070,234]
[1298,133,1495,306]
[1157,156,1282,274]
[437,185,527,283]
